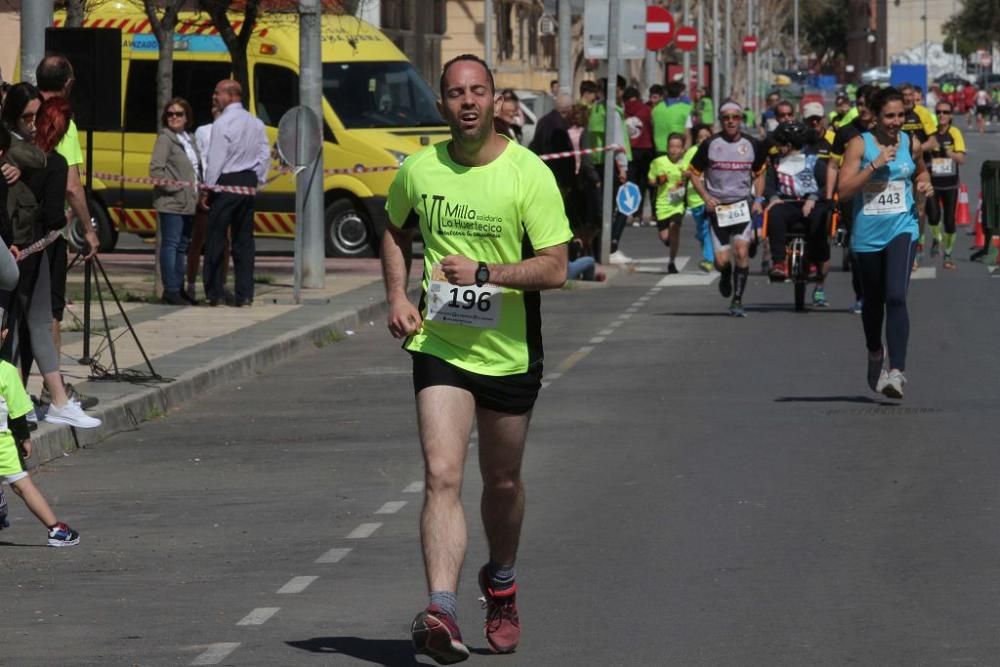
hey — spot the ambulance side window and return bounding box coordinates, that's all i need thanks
[124,61,158,132]
[124,60,230,132]
[254,64,298,127]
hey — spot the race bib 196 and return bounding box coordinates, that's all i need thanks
[716,200,752,227]
[930,157,955,176]
[426,263,502,328]
[862,180,907,216]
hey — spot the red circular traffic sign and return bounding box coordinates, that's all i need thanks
[675,26,697,52]
[646,5,675,51]
[742,36,758,53]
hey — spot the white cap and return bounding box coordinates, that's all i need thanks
[803,102,825,119]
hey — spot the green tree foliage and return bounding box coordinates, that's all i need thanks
[942,0,1000,57]
[799,0,848,64]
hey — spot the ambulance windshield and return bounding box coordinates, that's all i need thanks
[323,61,444,128]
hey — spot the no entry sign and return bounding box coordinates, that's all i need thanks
[675,26,697,52]
[742,35,758,53]
[646,5,675,51]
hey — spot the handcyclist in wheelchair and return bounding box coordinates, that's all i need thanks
[764,121,833,305]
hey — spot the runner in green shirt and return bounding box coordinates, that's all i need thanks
[382,53,571,665]
[647,133,689,273]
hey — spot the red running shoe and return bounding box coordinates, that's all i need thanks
[478,565,521,653]
[411,604,470,665]
[768,262,788,281]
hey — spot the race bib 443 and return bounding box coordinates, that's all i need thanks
[862,180,907,216]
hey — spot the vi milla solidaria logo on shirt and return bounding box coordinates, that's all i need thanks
[420,194,505,239]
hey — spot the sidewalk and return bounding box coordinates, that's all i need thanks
[28,251,624,467]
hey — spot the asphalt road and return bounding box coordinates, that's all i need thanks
[2,128,999,667]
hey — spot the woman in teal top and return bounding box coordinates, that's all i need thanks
[838,87,933,400]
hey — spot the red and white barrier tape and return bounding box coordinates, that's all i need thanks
[86,144,624,194]
[14,230,63,263]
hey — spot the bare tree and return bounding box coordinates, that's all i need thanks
[198,0,261,96]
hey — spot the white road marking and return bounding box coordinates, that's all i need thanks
[625,307,639,313]
[578,345,595,354]
[541,381,551,389]
[236,608,280,626]
[347,523,383,539]
[375,501,407,515]
[402,481,424,493]
[598,329,614,336]
[619,313,633,320]
[650,287,662,292]
[911,267,937,280]
[277,576,318,594]
[638,296,650,302]
[191,643,241,665]
[316,547,352,564]
[589,336,606,344]
[655,273,718,287]
[608,320,623,328]
[546,372,563,380]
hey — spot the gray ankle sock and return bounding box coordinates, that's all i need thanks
[488,561,516,591]
[429,591,457,619]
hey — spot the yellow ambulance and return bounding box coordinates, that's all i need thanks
[49,4,448,255]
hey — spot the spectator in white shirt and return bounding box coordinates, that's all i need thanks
[201,80,269,307]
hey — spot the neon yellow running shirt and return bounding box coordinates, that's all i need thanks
[386,138,572,376]
[0,360,33,477]
[648,155,687,220]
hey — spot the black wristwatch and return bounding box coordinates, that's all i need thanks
[475,262,490,287]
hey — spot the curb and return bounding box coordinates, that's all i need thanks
[28,285,420,468]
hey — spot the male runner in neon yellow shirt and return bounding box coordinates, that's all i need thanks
[382,53,571,665]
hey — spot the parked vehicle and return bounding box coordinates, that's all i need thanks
[37,5,448,256]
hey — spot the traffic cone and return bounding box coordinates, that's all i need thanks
[956,184,970,225]
[974,216,986,249]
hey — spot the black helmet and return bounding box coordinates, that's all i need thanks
[772,121,814,148]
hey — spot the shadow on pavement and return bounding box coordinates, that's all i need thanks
[286,637,421,666]
[0,540,48,548]
[774,395,897,406]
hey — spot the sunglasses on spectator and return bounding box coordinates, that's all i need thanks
[720,114,742,121]
[936,109,952,115]
[166,110,186,118]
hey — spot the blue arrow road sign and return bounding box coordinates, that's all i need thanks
[616,181,641,216]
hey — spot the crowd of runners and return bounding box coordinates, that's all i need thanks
[373,50,1000,663]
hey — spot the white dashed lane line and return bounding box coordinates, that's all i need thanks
[376,501,408,515]
[316,547,352,564]
[402,481,424,493]
[191,642,241,665]
[277,576,318,594]
[236,608,280,626]
[347,522,383,539]
[589,336,606,344]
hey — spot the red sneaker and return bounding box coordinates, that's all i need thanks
[411,604,470,665]
[478,565,520,653]
[768,262,788,281]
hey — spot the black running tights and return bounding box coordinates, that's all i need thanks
[854,233,916,371]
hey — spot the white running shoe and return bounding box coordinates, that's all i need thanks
[44,399,101,429]
[608,250,633,265]
[880,369,906,399]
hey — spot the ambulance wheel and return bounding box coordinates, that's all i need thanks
[325,199,374,257]
[68,199,118,253]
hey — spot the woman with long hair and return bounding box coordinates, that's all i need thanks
[838,87,933,399]
[150,97,200,305]
[2,95,100,428]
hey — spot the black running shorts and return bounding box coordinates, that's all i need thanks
[411,351,542,415]
[656,213,683,232]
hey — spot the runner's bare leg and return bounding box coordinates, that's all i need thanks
[417,385,476,593]
[477,407,530,567]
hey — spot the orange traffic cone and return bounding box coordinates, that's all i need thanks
[974,217,986,249]
[956,184,971,225]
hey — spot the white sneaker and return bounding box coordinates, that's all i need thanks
[44,399,101,429]
[26,409,38,424]
[880,369,906,399]
[608,250,633,265]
